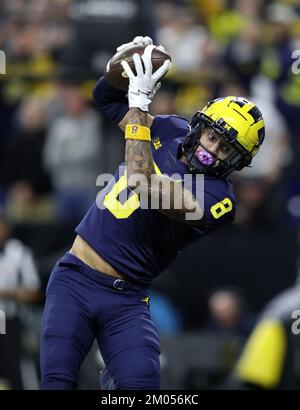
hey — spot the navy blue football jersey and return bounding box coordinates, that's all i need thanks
[76,115,236,285]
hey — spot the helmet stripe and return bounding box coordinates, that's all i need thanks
[248,106,263,123]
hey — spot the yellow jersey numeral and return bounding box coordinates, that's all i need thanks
[104,162,162,219]
[210,197,233,219]
[103,175,140,219]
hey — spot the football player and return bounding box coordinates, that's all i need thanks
[40,36,265,389]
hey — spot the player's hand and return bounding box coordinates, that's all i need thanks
[121,45,171,112]
[116,36,153,53]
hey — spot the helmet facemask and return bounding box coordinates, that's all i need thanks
[182,112,252,178]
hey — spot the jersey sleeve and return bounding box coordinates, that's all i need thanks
[186,175,236,232]
[150,115,189,143]
[203,185,236,231]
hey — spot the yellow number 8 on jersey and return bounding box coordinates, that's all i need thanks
[210,198,233,219]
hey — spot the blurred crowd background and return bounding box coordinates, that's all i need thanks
[0,0,300,390]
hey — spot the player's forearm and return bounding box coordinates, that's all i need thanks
[151,174,203,224]
[125,108,155,185]
[129,172,202,223]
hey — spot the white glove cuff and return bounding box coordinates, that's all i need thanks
[127,88,152,112]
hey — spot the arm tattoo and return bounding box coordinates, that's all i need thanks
[125,108,154,184]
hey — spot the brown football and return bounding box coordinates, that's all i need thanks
[105,44,171,91]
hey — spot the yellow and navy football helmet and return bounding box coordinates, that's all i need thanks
[182,96,265,178]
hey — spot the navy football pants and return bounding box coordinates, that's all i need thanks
[40,253,161,390]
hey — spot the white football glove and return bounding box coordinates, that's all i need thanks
[121,45,171,112]
[116,36,153,53]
